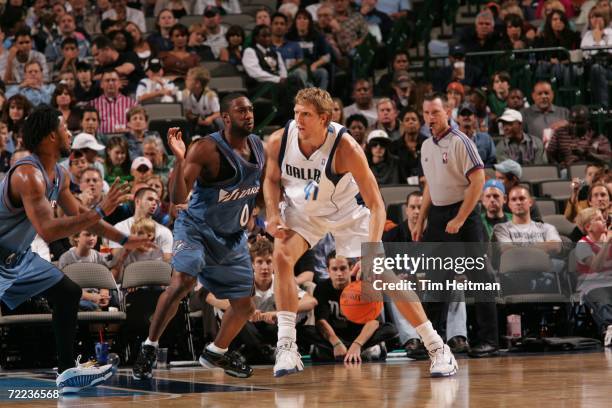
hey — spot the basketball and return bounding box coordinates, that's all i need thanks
[340,280,383,324]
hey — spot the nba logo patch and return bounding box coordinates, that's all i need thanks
[442,152,448,164]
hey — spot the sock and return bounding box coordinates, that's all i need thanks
[276,311,297,345]
[144,338,159,348]
[416,321,444,352]
[206,343,228,355]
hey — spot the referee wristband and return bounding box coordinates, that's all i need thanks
[118,235,129,246]
[94,206,106,218]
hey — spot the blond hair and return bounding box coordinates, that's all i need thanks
[575,207,602,231]
[295,88,334,124]
[130,217,156,236]
[187,66,211,88]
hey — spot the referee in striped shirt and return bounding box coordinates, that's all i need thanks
[413,93,499,358]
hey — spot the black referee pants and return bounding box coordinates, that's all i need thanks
[422,202,499,347]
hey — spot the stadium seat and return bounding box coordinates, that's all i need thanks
[222,14,255,27]
[202,61,241,77]
[535,199,558,217]
[380,185,420,206]
[121,260,172,291]
[143,103,183,121]
[542,215,576,237]
[538,180,571,202]
[521,165,560,184]
[62,263,126,322]
[499,247,569,304]
[209,76,248,95]
[568,163,587,179]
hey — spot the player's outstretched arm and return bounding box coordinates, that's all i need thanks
[168,128,209,205]
[13,165,127,243]
[263,128,287,238]
[335,135,386,243]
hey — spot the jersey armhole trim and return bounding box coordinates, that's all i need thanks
[277,120,292,169]
[324,127,347,185]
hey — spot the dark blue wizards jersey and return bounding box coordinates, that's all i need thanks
[183,131,264,236]
[0,155,65,253]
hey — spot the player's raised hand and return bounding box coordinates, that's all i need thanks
[98,178,131,216]
[122,236,158,251]
[167,127,186,160]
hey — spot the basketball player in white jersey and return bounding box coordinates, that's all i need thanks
[264,88,458,377]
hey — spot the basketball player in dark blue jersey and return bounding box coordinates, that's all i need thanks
[0,105,152,393]
[133,94,264,380]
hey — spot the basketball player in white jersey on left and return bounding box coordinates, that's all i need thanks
[264,88,457,377]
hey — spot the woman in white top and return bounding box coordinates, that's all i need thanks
[581,7,612,107]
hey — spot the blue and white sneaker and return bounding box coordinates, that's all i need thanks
[273,342,304,378]
[429,344,458,377]
[56,355,114,393]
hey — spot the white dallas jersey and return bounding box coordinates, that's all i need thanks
[280,120,361,218]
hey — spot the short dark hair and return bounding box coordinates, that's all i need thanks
[92,35,114,51]
[325,251,349,267]
[504,13,523,28]
[81,106,100,121]
[220,93,248,114]
[249,237,273,260]
[61,37,78,49]
[423,92,447,105]
[23,105,62,152]
[271,12,288,23]
[406,191,423,203]
[14,28,31,40]
[399,107,422,123]
[345,113,368,128]
[75,61,92,72]
[252,24,270,40]
[507,184,531,198]
[135,186,157,201]
[169,23,188,38]
[100,66,119,78]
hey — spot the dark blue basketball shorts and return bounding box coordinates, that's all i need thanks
[171,213,254,300]
[0,249,64,309]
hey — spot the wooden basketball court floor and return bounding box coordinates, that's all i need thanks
[1,350,611,407]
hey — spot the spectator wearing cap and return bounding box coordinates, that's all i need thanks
[480,179,512,241]
[343,79,378,127]
[494,159,543,222]
[366,129,400,185]
[432,44,483,93]
[102,0,146,33]
[5,60,54,107]
[546,105,611,169]
[130,156,154,185]
[376,50,410,97]
[202,6,229,59]
[520,80,569,140]
[390,70,415,110]
[60,132,106,179]
[375,98,400,141]
[457,103,496,167]
[136,58,179,104]
[90,68,138,134]
[496,109,547,165]
[389,108,425,182]
[194,0,241,15]
[91,36,145,96]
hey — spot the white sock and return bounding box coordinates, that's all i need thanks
[144,338,159,348]
[416,321,444,352]
[206,343,228,355]
[277,311,297,345]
